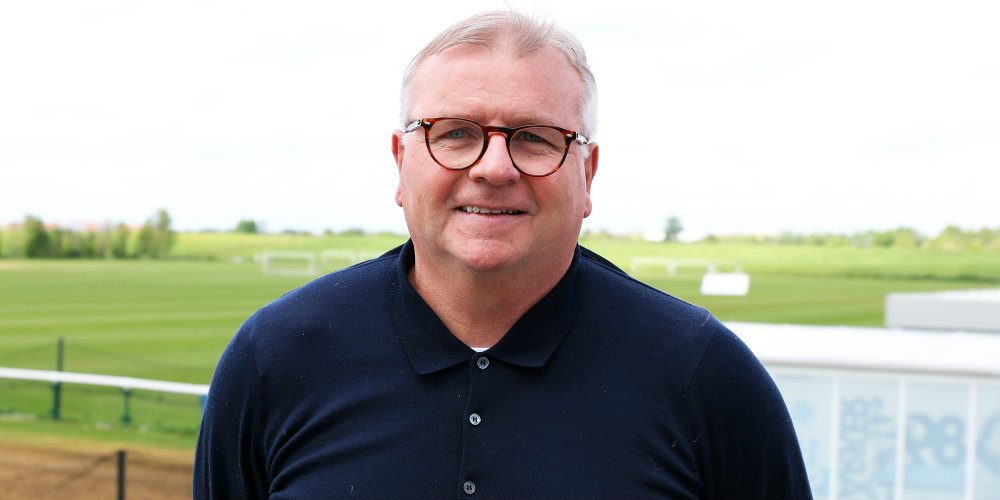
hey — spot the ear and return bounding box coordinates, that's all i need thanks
[582,142,598,218]
[392,130,406,170]
[392,130,406,207]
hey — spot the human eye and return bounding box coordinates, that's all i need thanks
[519,131,544,143]
[430,121,481,148]
[512,128,562,153]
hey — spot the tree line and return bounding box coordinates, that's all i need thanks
[578,217,1000,252]
[703,225,1000,251]
[1,209,177,259]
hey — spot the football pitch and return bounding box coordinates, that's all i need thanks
[2,234,998,452]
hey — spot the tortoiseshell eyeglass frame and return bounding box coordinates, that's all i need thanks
[403,117,590,177]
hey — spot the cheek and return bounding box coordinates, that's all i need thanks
[398,163,453,211]
[557,167,590,212]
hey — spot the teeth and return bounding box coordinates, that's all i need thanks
[462,206,520,215]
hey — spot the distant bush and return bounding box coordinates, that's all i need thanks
[136,209,176,258]
[234,219,259,234]
[2,209,176,259]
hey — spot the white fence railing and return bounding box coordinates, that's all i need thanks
[0,367,209,395]
[0,366,209,424]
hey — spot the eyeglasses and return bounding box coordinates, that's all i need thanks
[404,117,589,177]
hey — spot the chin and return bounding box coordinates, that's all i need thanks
[451,239,527,273]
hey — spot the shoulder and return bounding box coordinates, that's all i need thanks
[233,245,403,357]
[688,324,811,498]
[574,246,734,386]
[573,250,809,496]
[576,247,790,402]
[577,246,718,343]
[274,246,399,307]
[574,247,786,400]
[252,246,400,325]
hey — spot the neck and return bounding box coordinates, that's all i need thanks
[408,251,573,349]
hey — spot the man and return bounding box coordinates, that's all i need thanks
[195,10,811,499]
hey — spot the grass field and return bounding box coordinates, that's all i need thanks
[2,233,998,454]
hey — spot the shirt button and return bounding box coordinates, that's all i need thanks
[463,480,476,495]
[469,413,481,426]
[476,357,489,369]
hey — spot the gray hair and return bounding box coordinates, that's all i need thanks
[399,10,598,139]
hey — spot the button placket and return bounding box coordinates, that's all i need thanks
[470,357,487,429]
[459,354,492,497]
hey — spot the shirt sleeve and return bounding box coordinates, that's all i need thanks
[689,321,813,500]
[193,317,269,500]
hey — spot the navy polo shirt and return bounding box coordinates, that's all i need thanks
[194,241,811,499]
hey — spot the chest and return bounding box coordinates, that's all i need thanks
[262,355,702,499]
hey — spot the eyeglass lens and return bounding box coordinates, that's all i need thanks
[426,119,568,176]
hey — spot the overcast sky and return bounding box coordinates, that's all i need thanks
[2,0,997,239]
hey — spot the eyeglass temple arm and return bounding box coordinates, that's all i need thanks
[403,119,426,133]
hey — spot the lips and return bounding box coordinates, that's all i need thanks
[460,206,525,215]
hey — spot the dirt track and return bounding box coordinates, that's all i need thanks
[0,440,193,500]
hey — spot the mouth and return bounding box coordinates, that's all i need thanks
[459,206,525,215]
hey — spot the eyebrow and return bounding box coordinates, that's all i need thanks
[434,112,561,128]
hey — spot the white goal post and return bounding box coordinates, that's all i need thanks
[257,250,384,276]
[629,257,750,296]
[629,257,743,275]
[319,250,383,270]
[259,251,317,277]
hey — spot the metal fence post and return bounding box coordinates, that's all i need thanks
[117,449,126,500]
[121,388,132,426]
[50,337,64,420]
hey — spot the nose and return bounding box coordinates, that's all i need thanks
[468,133,520,185]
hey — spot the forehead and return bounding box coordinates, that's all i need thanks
[410,44,583,127]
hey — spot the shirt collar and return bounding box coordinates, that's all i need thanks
[388,240,583,375]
